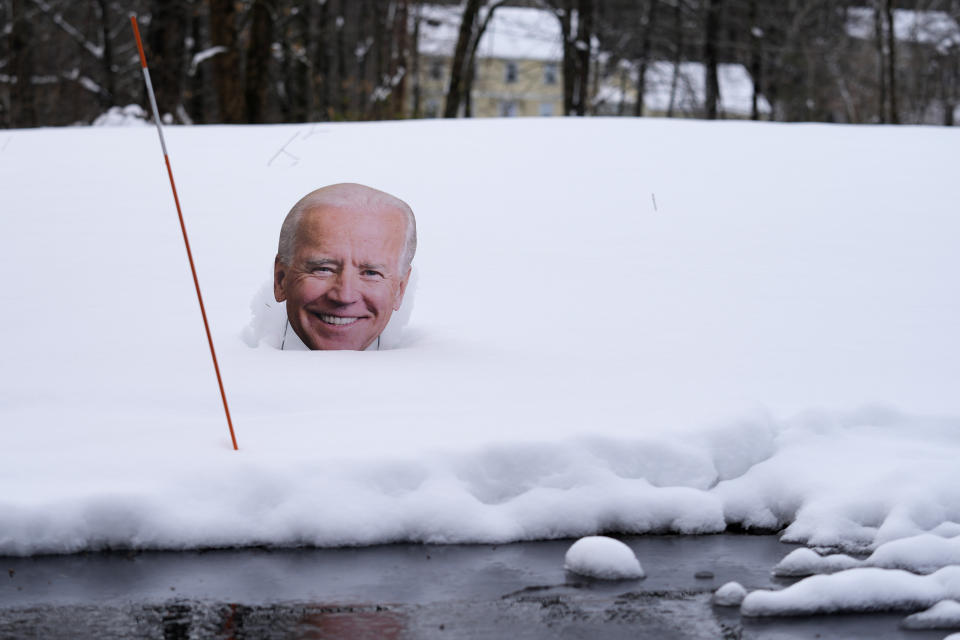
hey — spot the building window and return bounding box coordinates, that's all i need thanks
[504,61,518,84]
[499,101,518,117]
[539,102,555,117]
[543,63,558,85]
[429,60,443,81]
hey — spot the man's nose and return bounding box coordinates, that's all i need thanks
[327,270,360,303]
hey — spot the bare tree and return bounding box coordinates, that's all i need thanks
[573,0,594,116]
[880,0,899,123]
[703,0,722,118]
[462,0,508,117]
[245,0,275,123]
[208,0,244,123]
[666,0,686,118]
[9,0,37,127]
[634,0,659,117]
[444,0,482,118]
[146,0,188,119]
[747,0,761,120]
[543,0,592,115]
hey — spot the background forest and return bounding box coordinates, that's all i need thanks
[2,0,959,127]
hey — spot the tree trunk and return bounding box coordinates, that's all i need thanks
[300,2,314,122]
[444,0,482,118]
[873,1,887,123]
[463,2,506,118]
[185,1,205,123]
[313,0,330,120]
[883,0,898,124]
[574,0,593,116]
[410,2,422,118]
[748,0,761,121]
[147,0,188,119]
[560,1,575,115]
[667,0,683,118]
[392,0,409,120]
[245,0,275,123]
[634,0,658,117]
[209,0,244,123]
[10,0,37,127]
[336,1,349,118]
[94,0,115,107]
[704,0,722,119]
[366,0,387,120]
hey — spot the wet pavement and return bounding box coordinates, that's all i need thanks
[0,535,947,639]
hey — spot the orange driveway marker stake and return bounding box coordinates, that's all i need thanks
[131,15,238,451]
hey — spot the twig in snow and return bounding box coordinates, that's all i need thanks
[652,193,658,212]
[267,131,301,167]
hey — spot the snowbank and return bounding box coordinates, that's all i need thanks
[774,532,960,576]
[742,566,960,616]
[1,118,958,558]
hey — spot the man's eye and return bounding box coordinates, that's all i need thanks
[310,266,334,274]
[362,270,384,278]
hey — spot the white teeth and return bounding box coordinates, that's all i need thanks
[319,314,359,326]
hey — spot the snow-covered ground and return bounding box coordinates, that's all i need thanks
[1,114,958,618]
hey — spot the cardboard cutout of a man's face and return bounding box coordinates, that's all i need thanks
[274,204,410,350]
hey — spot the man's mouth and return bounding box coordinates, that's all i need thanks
[317,313,361,326]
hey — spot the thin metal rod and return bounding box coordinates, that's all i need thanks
[131,15,239,451]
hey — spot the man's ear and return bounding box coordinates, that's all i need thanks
[393,268,411,311]
[274,256,288,302]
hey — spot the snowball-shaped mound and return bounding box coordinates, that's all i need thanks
[901,599,960,630]
[563,536,645,580]
[713,581,748,606]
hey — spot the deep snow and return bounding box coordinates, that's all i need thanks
[1,118,958,570]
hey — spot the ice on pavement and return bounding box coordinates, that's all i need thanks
[901,600,960,630]
[1,119,958,559]
[563,536,645,580]
[713,581,748,606]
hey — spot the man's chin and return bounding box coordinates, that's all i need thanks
[298,319,375,351]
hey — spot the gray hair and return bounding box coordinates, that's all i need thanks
[277,183,417,273]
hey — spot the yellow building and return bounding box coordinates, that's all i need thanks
[415,6,564,118]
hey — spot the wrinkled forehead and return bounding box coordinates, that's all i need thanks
[295,204,407,260]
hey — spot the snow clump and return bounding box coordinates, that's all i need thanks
[741,566,960,616]
[92,105,149,126]
[901,600,960,630]
[713,581,747,606]
[773,547,862,577]
[563,536,645,580]
[773,533,960,577]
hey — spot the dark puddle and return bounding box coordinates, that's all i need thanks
[0,535,945,639]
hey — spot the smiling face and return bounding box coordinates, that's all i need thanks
[274,204,411,350]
